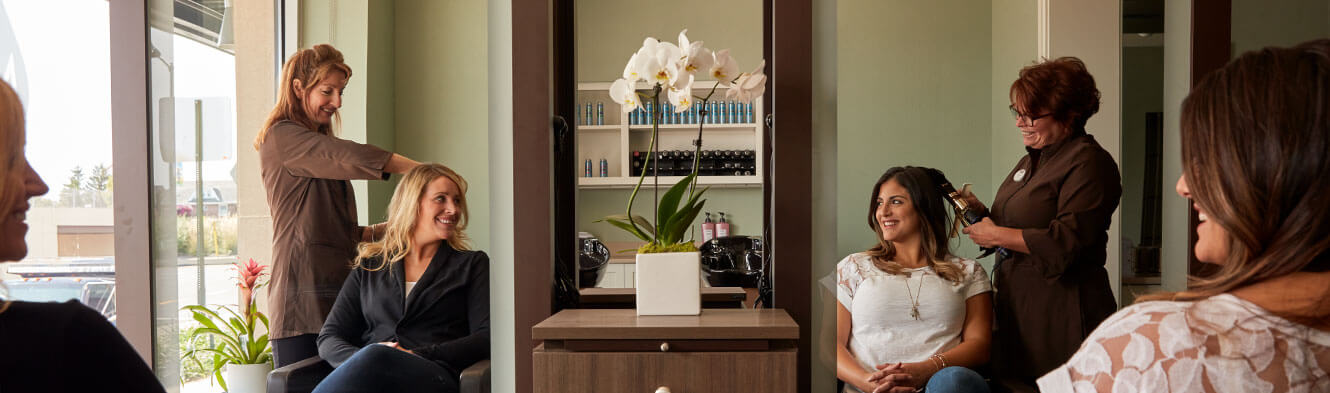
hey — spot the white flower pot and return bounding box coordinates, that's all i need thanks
[635,251,701,315]
[225,363,272,393]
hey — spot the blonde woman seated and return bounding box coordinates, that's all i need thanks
[1037,39,1330,392]
[837,166,994,393]
[314,164,488,393]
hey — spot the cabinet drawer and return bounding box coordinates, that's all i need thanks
[534,349,795,393]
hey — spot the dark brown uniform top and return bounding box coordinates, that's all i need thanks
[258,120,392,339]
[989,131,1121,383]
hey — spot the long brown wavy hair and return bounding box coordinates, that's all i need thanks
[1139,39,1330,316]
[353,163,471,271]
[865,166,965,283]
[254,44,352,150]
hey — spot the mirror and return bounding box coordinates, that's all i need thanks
[568,0,768,307]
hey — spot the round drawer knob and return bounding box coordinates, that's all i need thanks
[655,387,671,393]
[659,342,670,352]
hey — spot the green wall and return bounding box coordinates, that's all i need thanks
[393,0,491,250]
[299,0,491,251]
[836,0,997,265]
[575,0,764,83]
[574,0,765,243]
[1232,0,1330,55]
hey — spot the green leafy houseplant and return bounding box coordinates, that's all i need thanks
[180,259,272,391]
[599,30,767,254]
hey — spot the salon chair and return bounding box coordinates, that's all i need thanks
[267,356,490,393]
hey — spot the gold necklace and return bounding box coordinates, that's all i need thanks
[904,271,924,320]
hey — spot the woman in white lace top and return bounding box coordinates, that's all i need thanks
[837,167,994,393]
[1038,39,1330,392]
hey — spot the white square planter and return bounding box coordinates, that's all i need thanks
[635,251,701,315]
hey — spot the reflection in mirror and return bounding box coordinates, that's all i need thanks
[1120,0,1167,305]
[570,0,767,308]
[816,1,1040,391]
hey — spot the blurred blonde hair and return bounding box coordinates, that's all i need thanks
[254,44,352,150]
[354,163,471,271]
[0,79,25,313]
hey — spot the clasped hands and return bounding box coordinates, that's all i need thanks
[863,362,932,393]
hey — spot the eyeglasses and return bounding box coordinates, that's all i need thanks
[1009,106,1052,124]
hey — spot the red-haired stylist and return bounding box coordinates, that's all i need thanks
[257,44,420,367]
[961,57,1121,388]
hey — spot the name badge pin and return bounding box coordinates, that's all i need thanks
[1013,169,1027,182]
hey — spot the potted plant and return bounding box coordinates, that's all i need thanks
[181,258,273,392]
[600,30,766,315]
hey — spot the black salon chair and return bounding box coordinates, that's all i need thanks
[267,356,490,393]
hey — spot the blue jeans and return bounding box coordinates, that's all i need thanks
[312,344,458,393]
[925,366,989,393]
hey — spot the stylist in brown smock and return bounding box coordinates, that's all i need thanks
[256,44,420,367]
[961,57,1121,389]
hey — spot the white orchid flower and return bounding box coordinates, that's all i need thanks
[676,30,713,76]
[668,74,695,112]
[610,78,640,112]
[725,60,767,102]
[709,49,739,86]
[623,52,644,84]
[652,41,682,86]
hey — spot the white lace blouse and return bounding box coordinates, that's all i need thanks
[1038,293,1330,392]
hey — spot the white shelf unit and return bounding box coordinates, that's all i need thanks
[575,81,765,189]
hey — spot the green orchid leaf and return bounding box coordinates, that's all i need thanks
[602,217,653,242]
[665,199,706,245]
[600,214,655,237]
[656,174,695,236]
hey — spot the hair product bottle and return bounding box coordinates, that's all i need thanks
[716,212,730,237]
[702,212,716,242]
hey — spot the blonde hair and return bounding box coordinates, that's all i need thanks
[254,44,353,150]
[354,163,471,271]
[0,79,26,313]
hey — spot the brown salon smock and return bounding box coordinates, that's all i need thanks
[258,120,393,339]
[988,131,1121,384]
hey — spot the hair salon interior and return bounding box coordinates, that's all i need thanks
[2,0,1329,392]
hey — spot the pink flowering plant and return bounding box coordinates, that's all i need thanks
[180,258,273,390]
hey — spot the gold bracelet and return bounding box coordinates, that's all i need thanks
[928,355,942,372]
[936,354,948,369]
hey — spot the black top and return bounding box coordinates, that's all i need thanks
[0,300,165,393]
[317,241,490,375]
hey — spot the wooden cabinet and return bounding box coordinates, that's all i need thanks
[532,309,798,392]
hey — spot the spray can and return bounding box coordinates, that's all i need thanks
[596,102,604,125]
[599,158,608,177]
[584,159,592,177]
[584,103,593,125]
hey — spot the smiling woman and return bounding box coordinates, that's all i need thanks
[314,163,489,393]
[256,44,425,368]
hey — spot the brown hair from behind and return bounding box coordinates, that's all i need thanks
[1009,57,1101,132]
[254,44,352,150]
[1140,39,1330,316]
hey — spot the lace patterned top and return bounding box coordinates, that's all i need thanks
[1037,293,1330,392]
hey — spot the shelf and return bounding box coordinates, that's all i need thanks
[578,175,761,189]
[627,124,760,130]
[576,125,621,131]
